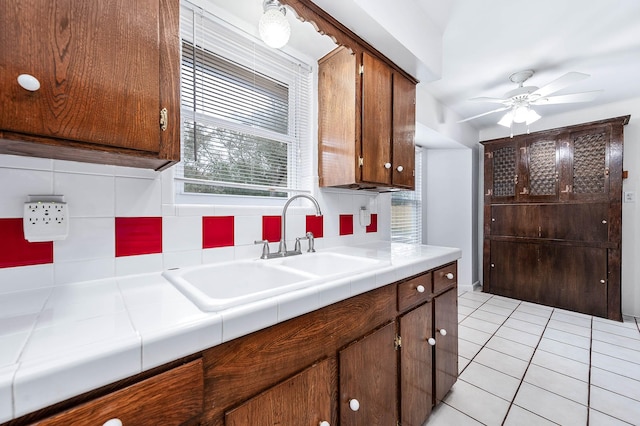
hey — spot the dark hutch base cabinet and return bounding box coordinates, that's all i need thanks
[481,116,630,321]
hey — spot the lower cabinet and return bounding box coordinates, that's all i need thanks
[339,322,398,425]
[225,358,334,426]
[434,288,458,403]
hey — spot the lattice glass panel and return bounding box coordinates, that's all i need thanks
[529,140,556,195]
[493,146,516,197]
[573,132,606,194]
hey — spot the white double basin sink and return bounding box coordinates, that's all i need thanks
[162,252,390,312]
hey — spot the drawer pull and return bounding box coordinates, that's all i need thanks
[439,329,447,336]
[17,74,41,91]
[446,272,454,280]
[416,285,425,293]
[103,419,123,426]
[384,162,392,169]
[396,165,404,172]
[349,398,360,411]
[427,337,436,346]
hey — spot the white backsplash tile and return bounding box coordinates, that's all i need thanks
[54,217,114,262]
[54,172,116,218]
[0,168,53,218]
[0,265,55,294]
[163,216,201,252]
[54,258,115,285]
[115,253,163,276]
[115,176,162,217]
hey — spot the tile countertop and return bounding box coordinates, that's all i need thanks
[0,242,461,422]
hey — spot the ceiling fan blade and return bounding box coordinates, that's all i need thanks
[532,90,602,105]
[530,72,590,98]
[458,106,510,123]
[468,96,508,104]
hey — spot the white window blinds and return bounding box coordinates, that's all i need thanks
[391,148,423,244]
[178,2,312,198]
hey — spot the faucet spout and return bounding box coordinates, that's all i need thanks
[278,194,322,255]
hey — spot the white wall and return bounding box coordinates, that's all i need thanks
[423,149,476,292]
[480,97,640,317]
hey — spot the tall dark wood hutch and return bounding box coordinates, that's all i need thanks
[481,116,629,321]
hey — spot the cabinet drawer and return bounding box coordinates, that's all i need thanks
[433,264,457,293]
[398,272,432,311]
[35,359,203,426]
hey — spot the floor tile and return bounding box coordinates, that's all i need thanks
[424,402,483,425]
[458,298,485,310]
[592,340,640,365]
[591,352,640,382]
[458,325,493,346]
[588,408,634,425]
[459,316,501,335]
[531,350,589,382]
[591,367,640,403]
[503,317,546,336]
[552,309,592,326]
[468,309,508,325]
[477,303,516,317]
[459,361,521,401]
[474,347,529,379]
[458,356,472,374]
[516,302,553,318]
[514,382,588,425]
[504,405,557,426]
[495,325,541,347]
[485,335,535,362]
[592,329,640,351]
[458,339,483,360]
[543,327,591,349]
[590,385,640,425]
[592,320,640,340]
[510,310,549,326]
[546,319,591,338]
[459,291,492,302]
[442,379,511,426]
[484,297,520,310]
[523,363,589,405]
[458,305,475,316]
[537,338,590,364]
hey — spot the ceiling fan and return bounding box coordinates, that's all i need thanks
[459,70,602,127]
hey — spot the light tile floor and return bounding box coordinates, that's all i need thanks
[426,290,640,426]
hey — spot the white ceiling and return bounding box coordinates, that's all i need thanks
[204,0,640,134]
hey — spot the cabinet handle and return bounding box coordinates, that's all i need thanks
[319,422,331,426]
[396,165,404,172]
[602,220,607,224]
[103,419,123,426]
[384,162,391,169]
[427,337,436,346]
[446,272,454,280]
[17,74,41,91]
[439,328,447,336]
[349,398,360,411]
[416,285,425,293]
[600,279,606,284]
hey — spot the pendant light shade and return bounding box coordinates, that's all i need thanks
[259,0,290,49]
[498,106,541,128]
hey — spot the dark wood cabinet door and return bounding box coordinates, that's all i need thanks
[399,303,433,426]
[361,52,393,186]
[392,72,416,189]
[340,321,397,426]
[225,358,334,426]
[434,288,458,403]
[485,141,518,203]
[520,137,559,201]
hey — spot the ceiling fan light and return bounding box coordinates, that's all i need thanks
[526,109,541,125]
[259,0,290,49]
[498,111,514,127]
[513,106,530,123]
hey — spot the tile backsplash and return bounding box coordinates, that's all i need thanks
[0,154,390,293]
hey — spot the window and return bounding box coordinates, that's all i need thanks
[178,2,312,199]
[391,148,423,243]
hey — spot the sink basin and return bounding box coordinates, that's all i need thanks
[162,260,317,312]
[270,252,387,278]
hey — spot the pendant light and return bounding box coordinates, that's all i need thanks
[259,0,291,49]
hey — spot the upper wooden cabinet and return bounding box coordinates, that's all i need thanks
[0,0,180,170]
[318,48,416,190]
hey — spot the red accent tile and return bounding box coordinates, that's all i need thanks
[339,214,354,236]
[203,216,234,248]
[0,218,53,268]
[305,215,324,238]
[366,214,378,233]
[115,217,162,257]
[262,216,282,242]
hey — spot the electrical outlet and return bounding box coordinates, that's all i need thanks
[23,196,69,242]
[624,191,635,203]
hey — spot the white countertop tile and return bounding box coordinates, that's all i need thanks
[0,242,461,421]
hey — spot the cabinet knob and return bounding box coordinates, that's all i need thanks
[416,285,425,293]
[319,422,331,426]
[17,74,41,91]
[439,328,447,336]
[349,398,360,411]
[396,165,404,172]
[103,419,123,426]
[602,220,607,224]
[446,272,454,280]
[491,263,495,268]
[427,337,436,346]
[600,279,606,284]
[384,162,392,169]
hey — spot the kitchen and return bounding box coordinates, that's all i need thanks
[1,0,640,425]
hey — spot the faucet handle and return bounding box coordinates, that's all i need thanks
[254,240,270,259]
[305,232,316,253]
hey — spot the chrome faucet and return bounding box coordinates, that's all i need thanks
[278,194,322,256]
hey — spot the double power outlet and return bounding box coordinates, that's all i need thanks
[23,195,69,242]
